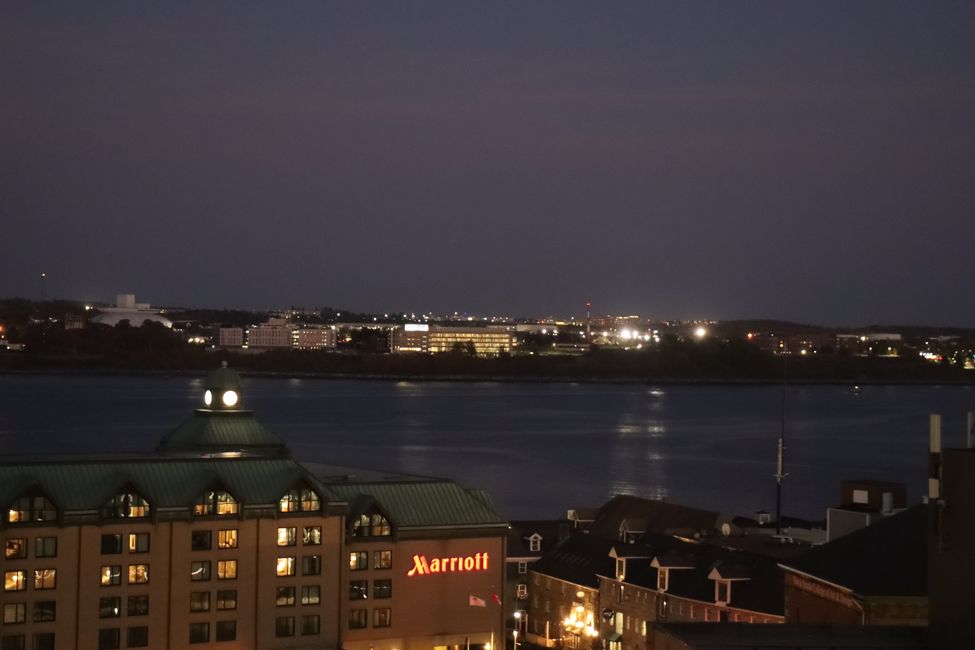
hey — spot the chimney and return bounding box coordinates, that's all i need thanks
[881,491,894,515]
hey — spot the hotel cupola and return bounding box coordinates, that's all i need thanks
[157,362,288,458]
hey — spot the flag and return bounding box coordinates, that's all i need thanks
[492,592,503,606]
[469,595,486,607]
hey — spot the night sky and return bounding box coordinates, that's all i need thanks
[3,3,974,325]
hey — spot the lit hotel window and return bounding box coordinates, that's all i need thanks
[373,550,392,569]
[217,560,237,580]
[34,568,56,590]
[277,527,296,546]
[7,494,57,523]
[127,565,149,585]
[5,539,26,559]
[194,490,239,516]
[349,552,367,571]
[278,488,320,514]
[128,533,149,553]
[217,530,238,549]
[100,566,121,587]
[276,557,295,577]
[351,513,390,537]
[105,492,149,519]
[303,526,321,545]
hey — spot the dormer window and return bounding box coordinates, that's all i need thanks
[715,579,730,604]
[194,490,239,516]
[616,558,626,581]
[351,513,391,537]
[278,487,321,514]
[657,568,669,592]
[7,493,57,524]
[105,491,149,519]
[529,534,542,552]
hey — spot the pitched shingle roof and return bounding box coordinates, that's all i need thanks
[780,504,927,597]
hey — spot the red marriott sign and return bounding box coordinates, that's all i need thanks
[407,552,490,576]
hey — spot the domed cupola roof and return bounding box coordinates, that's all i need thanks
[158,363,288,457]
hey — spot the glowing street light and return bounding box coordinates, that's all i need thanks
[694,326,707,339]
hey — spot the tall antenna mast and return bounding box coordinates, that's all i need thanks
[775,356,788,536]
[585,300,592,342]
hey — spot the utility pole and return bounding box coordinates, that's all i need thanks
[40,272,47,301]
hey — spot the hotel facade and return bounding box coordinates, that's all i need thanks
[0,366,506,650]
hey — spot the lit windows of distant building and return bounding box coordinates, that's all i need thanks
[351,513,391,537]
[6,493,57,523]
[193,490,239,516]
[104,491,149,519]
[278,488,321,514]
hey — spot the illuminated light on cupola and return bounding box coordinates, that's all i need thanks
[200,361,244,411]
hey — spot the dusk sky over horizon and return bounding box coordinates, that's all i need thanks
[2,3,974,326]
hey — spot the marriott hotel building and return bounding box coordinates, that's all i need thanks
[0,366,507,650]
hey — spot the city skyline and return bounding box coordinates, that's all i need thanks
[3,3,975,326]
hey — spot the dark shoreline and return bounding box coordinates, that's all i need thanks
[2,366,973,387]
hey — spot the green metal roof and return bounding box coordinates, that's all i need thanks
[324,480,505,529]
[157,411,287,453]
[0,457,334,513]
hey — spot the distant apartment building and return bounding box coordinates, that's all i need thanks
[391,325,514,356]
[246,319,292,348]
[214,327,244,347]
[292,327,336,350]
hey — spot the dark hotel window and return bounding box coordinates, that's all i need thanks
[373,579,392,599]
[97,628,120,650]
[101,535,122,555]
[216,621,236,642]
[275,617,295,637]
[190,531,211,551]
[348,609,367,629]
[32,601,56,623]
[188,623,209,644]
[349,581,368,600]
[126,627,148,648]
[301,614,320,635]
